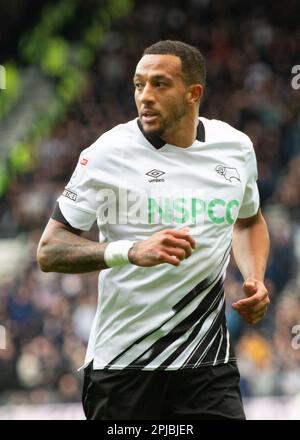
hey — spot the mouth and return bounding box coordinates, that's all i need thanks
[141,110,159,123]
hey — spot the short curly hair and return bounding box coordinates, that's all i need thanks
[143,40,206,87]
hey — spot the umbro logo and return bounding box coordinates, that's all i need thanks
[146,169,165,183]
[215,165,241,182]
[146,169,165,178]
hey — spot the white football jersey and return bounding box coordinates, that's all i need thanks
[56,117,260,370]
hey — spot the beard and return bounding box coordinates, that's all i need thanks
[140,100,187,136]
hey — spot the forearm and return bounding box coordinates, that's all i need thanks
[232,214,270,282]
[37,228,108,274]
[37,221,196,273]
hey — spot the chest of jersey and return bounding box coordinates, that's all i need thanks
[96,140,245,237]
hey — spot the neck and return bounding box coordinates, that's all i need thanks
[160,114,199,148]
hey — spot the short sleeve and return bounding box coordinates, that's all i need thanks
[238,142,260,219]
[57,152,98,231]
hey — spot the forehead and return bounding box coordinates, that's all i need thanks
[134,54,183,79]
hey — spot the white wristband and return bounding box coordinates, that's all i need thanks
[104,240,136,267]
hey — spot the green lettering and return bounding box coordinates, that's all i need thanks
[173,198,189,223]
[148,197,171,224]
[191,198,206,224]
[226,199,240,224]
[208,199,225,224]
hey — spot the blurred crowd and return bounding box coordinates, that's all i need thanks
[0,0,300,404]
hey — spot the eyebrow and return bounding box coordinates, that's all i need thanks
[133,73,172,81]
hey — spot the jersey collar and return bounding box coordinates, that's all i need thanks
[137,118,205,150]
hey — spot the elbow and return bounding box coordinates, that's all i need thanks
[36,241,52,272]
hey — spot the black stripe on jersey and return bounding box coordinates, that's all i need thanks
[214,321,235,363]
[213,325,225,363]
[104,246,231,369]
[198,326,223,366]
[197,324,227,366]
[183,299,226,368]
[51,202,72,227]
[137,118,205,149]
[105,264,225,370]
[137,119,165,149]
[155,283,225,369]
[196,118,205,143]
[126,278,224,369]
[173,242,231,313]
[202,321,235,366]
[51,203,84,233]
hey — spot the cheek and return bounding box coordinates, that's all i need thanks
[167,95,187,113]
[134,91,140,106]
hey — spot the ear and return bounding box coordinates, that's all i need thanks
[187,84,203,105]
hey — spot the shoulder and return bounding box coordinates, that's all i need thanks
[200,117,253,151]
[78,119,138,166]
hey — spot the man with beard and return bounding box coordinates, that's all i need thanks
[37,40,270,419]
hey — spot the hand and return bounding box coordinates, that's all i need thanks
[128,228,196,267]
[232,278,270,325]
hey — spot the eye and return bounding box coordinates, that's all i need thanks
[156,81,166,88]
[134,82,144,90]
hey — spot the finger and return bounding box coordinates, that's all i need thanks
[240,315,262,325]
[232,292,269,309]
[162,237,193,257]
[234,296,270,311]
[251,314,266,325]
[236,305,268,323]
[252,308,268,320]
[243,312,266,325]
[166,229,196,249]
[238,307,267,321]
[233,301,269,314]
[243,284,258,297]
[238,312,266,323]
[159,252,181,266]
[165,247,186,261]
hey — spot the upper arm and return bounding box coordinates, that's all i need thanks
[234,208,264,229]
[38,218,84,248]
[37,217,86,272]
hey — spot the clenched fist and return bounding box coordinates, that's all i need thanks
[128,228,196,267]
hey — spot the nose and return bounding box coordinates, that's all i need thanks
[140,83,155,104]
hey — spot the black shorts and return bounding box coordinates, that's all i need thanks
[82,361,246,420]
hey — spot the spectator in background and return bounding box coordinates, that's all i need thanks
[0,0,299,405]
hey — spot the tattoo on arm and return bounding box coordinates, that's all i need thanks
[39,227,108,273]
